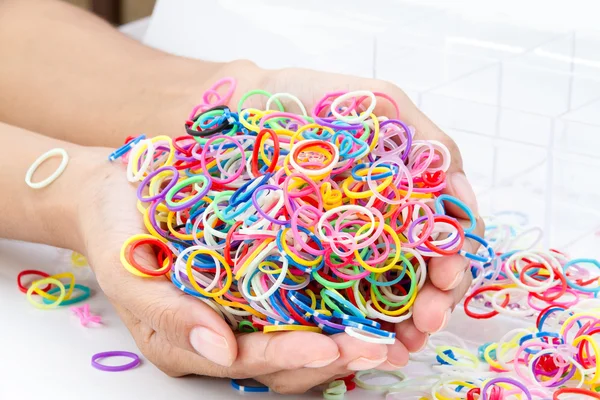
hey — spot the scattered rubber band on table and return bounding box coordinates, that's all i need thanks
[91,351,141,372]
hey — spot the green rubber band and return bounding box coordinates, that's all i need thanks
[237,89,284,112]
[312,270,355,290]
[237,320,257,333]
[353,370,406,391]
[164,175,210,210]
[42,284,91,306]
[371,259,416,307]
[324,380,346,395]
[320,289,343,314]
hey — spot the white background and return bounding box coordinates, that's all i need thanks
[3,1,600,399]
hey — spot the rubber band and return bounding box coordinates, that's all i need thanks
[25,148,69,189]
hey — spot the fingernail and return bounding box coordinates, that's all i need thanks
[347,357,387,371]
[450,172,478,214]
[304,353,340,368]
[444,269,466,291]
[189,326,233,367]
[433,309,452,333]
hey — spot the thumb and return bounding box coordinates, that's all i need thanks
[98,247,238,367]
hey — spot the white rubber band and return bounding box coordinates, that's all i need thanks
[25,148,69,189]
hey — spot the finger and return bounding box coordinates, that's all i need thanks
[428,216,485,291]
[412,275,472,334]
[394,318,429,353]
[100,250,238,367]
[117,301,341,380]
[227,331,340,377]
[377,339,410,371]
[254,332,389,394]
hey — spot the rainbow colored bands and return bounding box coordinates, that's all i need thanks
[117,78,478,342]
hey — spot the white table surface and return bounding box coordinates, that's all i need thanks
[6,1,600,399]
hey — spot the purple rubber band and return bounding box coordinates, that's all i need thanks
[379,119,413,162]
[481,377,532,400]
[91,351,141,372]
[137,166,179,202]
[252,185,289,225]
[314,314,346,331]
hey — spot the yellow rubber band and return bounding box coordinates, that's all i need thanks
[71,252,88,267]
[32,272,75,301]
[186,249,232,298]
[120,234,171,277]
[263,325,322,333]
[27,278,66,309]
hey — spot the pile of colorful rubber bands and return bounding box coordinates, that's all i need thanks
[115,77,483,345]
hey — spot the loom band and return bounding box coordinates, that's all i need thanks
[350,163,397,182]
[342,173,393,200]
[554,388,600,399]
[265,292,296,324]
[185,249,231,298]
[166,211,197,241]
[402,213,436,250]
[331,311,381,330]
[322,288,366,318]
[251,129,280,176]
[463,285,511,319]
[459,233,495,263]
[241,269,285,304]
[578,328,600,368]
[29,272,75,302]
[367,159,413,206]
[213,297,267,320]
[481,378,533,400]
[17,269,53,294]
[27,277,66,309]
[433,194,477,235]
[224,220,245,266]
[164,175,212,212]
[277,291,314,326]
[237,108,265,133]
[288,123,335,146]
[365,257,411,288]
[379,119,413,162]
[352,223,402,274]
[251,185,288,226]
[313,313,346,332]
[329,91,377,124]
[200,137,247,185]
[288,292,319,318]
[421,217,465,257]
[370,280,417,317]
[563,259,600,294]
[371,267,416,308]
[126,237,174,277]
[172,135,197,155]
[519,332,563,355]
[290,207,326,257]
[317,205,379,245]
[229,173,271,207]
[528,287,582,311]
[237,320,258,333]
[527,268,568,303]
[277,228,324,267]
[126,139,154,182]
[42,283,90,306]
[537,306,568,331]
[282,154,331,183]
[234,239,276,279]
[170,270,205,298]
[352,235,393,266]
[573,335,600,384]
[506,253,558,289]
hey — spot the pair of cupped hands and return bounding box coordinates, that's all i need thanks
[81,64,484,394]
